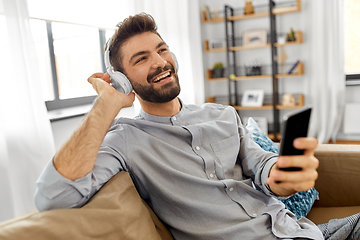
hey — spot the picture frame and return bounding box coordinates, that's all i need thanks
[241,90,264,107]
[243,29,267,46]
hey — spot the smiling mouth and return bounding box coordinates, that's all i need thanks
[153,71,171,83]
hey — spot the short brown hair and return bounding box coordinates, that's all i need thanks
[107,13,162,73]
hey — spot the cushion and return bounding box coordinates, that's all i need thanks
[0,172,174,240]
[245,117,319,219]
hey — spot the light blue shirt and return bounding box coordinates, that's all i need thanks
[35,100,323,239]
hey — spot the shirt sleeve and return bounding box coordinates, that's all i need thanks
[236,114,279,197]
[35,127,129,212]
[34,159,95,211]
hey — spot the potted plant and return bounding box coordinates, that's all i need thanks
[212,62,224,78]
[286,28,296,42]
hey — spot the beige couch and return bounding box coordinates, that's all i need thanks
[0,144,359,240]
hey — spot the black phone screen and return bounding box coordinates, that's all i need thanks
[278,107,312,171]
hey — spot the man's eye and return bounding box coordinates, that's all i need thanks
[159,48,168,53]
[136,56,146,64]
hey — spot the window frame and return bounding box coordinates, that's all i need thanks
[346,74,360,86]
[44,21,108,111]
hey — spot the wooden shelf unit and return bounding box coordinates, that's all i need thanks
[203,0,304,141]
[201,12,225,23]
[277,61,304,77]
[274,30,303,46]
[229,43,270,51]
[204,40,226,53]
[206,69,227,81]
[204,30,303,53]
[205,94,305,110]
[202,0,301,23]
[205,62,304,81]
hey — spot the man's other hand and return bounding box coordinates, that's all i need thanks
[88,72,135,110]
[266,137,319,197]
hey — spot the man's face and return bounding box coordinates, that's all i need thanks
[120,32,180,103]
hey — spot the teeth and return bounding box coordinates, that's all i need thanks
[154,72,170,82]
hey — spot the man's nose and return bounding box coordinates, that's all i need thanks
[151,53,167,69]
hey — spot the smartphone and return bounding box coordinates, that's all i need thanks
[278,106,312,171]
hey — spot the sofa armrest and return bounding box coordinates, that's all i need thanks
[0,172,174,240]
[313,144,360,207]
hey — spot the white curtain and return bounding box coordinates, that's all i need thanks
[132,0,205,105]
[0,0,55,221]
[306,0,346,143]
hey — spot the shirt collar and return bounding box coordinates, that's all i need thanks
[138,98,185,124]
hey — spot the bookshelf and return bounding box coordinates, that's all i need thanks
[202,0,304,140]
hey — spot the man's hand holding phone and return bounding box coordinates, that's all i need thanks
[267,137,319,197]
[266,107,319,197]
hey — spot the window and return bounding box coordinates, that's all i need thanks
[29,19,112,110]
[27,0,132,111]
[344,0,360,85]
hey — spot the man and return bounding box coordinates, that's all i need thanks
[35,13,325,239]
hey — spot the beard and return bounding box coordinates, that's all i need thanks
[129,63,181,103]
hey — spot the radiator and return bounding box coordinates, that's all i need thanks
[343,103,360,134]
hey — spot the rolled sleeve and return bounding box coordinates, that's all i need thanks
[34,131,127,212]
[34,160,94,212]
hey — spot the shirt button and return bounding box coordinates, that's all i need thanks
[252,213,257,218]
[172,116,177,121]
[210,173,214,178]
[229,187,234,192]
[195,146,200,151]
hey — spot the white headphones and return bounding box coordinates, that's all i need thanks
[104,36,179,94]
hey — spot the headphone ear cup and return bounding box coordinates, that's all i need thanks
[171,52,179,71]
[110,71,133,94]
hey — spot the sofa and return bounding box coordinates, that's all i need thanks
[0,144,359,240]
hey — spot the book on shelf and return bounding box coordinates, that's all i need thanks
[287,60,300,74]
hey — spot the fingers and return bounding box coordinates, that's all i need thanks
[267,165,318,196]
[269,163,318,182]
[276,155,319,170]
[101,73,111,84]
[87,73,113,94]
[267,143,320,196]
[88,72,105,83]
[121,92,136,108]
[88,72,110,83]
[293,137,318,156]
[268,177,316,193]
[87,72,135,109]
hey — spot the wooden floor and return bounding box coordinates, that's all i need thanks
[328,140,360,145]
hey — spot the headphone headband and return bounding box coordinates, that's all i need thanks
[104,36,133,94]
[104,37,114,74]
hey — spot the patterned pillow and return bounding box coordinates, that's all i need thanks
[245,117,319,219]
